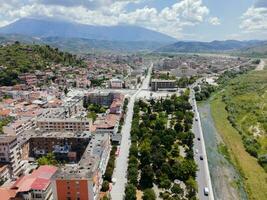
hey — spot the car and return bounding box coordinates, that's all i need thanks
[195,118,198,121]
[112,178,117,185]
[197,137,200,141]
[204,187,209,196]
[195,149,199,154]
[200,155,204,160]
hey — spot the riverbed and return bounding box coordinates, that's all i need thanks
[198,102,248,200]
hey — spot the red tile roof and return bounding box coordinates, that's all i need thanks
[0,188,17,200]
[12,165,57,192]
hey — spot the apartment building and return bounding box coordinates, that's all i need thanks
[0,136,25,177]
[151,79,177,91]
[109,78,123,89]
[37,118,92,132]
[3,117,35,136]
[0,165,11,185]
[0,165,57,200]
[26,130,90,158]
[18,73,38,86]
[52,133,111,200]
[92,114,120,135]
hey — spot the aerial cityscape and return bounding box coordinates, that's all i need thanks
[0,0,266,200]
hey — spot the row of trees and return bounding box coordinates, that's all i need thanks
[176,77,198,88]
[125,93,198,200]
[194,83,216,101]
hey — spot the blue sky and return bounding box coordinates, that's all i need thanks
[0,0,266,41]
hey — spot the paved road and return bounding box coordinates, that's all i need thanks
[189,84,214,200]
[110,65,152,200]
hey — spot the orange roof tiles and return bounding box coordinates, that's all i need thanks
[0,188,17,200]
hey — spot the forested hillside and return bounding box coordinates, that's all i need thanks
[0,42,85,85]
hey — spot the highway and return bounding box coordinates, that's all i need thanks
[110,65,152,200]
[189,85,214,200]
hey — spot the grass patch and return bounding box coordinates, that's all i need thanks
[217,143,231,164]
[211,94,267,200]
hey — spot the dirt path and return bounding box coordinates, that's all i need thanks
[255,59,266,71]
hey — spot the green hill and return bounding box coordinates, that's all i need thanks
[0,42,85,86]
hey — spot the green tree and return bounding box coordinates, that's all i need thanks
[37,153,58,166]
[171,184,184,197]
[64,87,68,95]
[143,188,156,200]
[159,174,171,189]
[185,177,198,199]
[140,165,154,189]
[101,180,110,192]
[125,184,137,200]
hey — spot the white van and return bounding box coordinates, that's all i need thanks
[204,187,209,196]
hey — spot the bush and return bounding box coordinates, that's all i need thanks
[258,155,267,172]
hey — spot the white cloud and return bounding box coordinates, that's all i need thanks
[240,6,267,33]
[0,0,212,39]
[208,17,220,25]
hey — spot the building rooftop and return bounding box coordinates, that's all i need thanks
[12,165,57,192]
[151,79,176,82]
[53,133,109,180]
[0,135,17,144]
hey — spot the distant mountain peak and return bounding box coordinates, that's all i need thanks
[0,18,177,43]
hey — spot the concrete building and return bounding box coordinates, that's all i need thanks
[0,165,57,200]
[3,117,35,136]
[0,136,25,177]
[109,78,123,89]
[52,133,111,200]
[37,118,92,132]
[151,79,177,91]
[0,165,11,185]
[25,130,91,159]
[18,73,38,86]
[92,114,120,135]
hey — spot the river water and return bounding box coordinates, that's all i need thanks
[198,102,248,200]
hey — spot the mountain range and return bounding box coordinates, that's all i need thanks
[155,40,267,53]
[0,18,176,43]
[0,18,266,56]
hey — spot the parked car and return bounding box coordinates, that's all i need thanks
[197,137,201,141]
[200,155,204,160]
[204,187,209,196]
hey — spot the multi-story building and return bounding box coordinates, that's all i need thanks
[84,92,113,107]
[25,130,90,158]
[18,73,38,86]
[109,78,123,89]
[36,118,92,132]
[151,79,177,91]
[52,133,111,200]
[3,117,35,136]
[0,165,11,185]
[0,136,25,177]
[0,165,57,200]
[92,114,120,135]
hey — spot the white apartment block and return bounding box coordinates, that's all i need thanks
[0,136,25,177]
